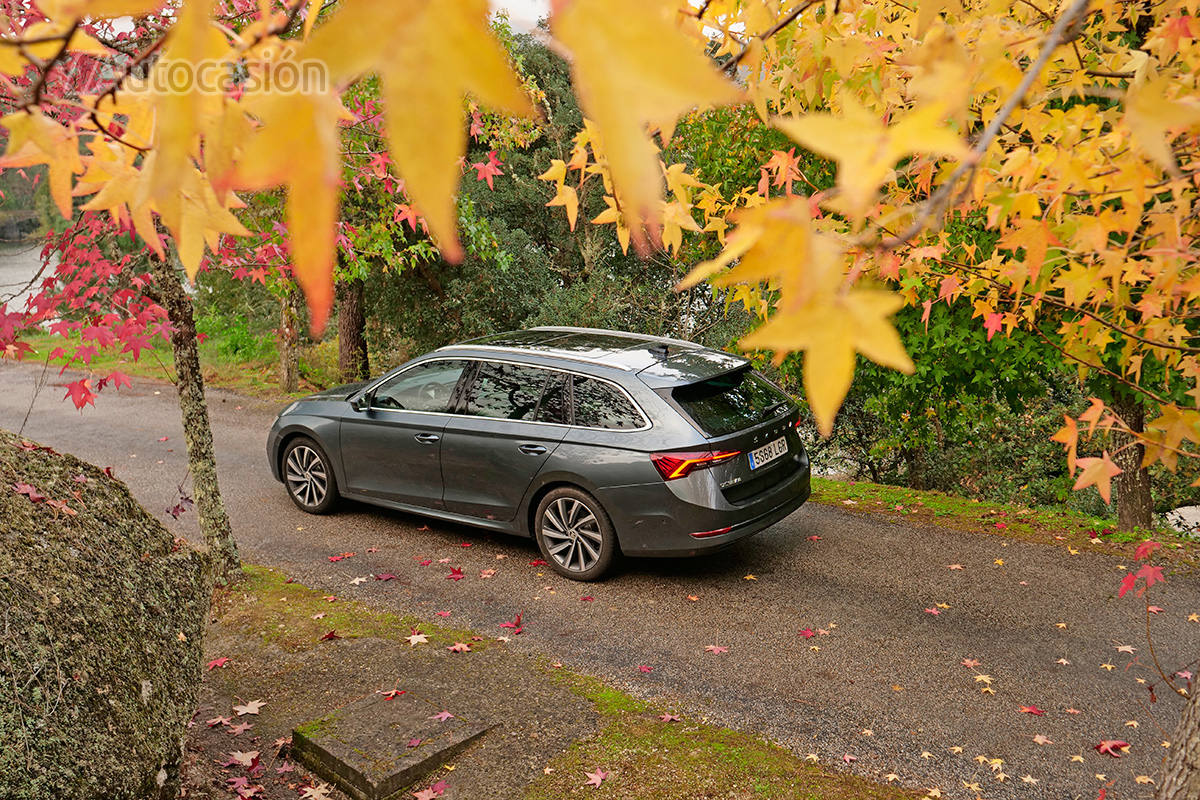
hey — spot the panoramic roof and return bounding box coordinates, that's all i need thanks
[452,327,748,385]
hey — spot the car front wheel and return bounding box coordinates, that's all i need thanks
[283,437,338,514]
[534,487,617,581]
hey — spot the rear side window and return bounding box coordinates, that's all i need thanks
[535,372,569,424]
[372,360,466,412]
[573,377,644,430]
[671,369,791,436]
[464,362,549,421]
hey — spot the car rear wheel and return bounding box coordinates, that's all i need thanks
[534,487,617,581]
[283,437,338,514]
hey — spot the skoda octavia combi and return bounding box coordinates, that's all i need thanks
[267,327,811,580]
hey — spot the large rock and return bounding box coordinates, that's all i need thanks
[0,428,210,800]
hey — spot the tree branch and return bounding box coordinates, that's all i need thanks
[875,0,1092,249]
[720,0,820,75]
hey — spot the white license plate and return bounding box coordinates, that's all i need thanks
[748,437,787,470]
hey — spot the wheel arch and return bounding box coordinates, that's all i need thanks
[523,476,602,539]
[275,424,342,487]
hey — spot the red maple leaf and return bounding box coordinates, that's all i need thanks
[470,150,504,189]
[207,657,230,670]
[376,573,397,581]
[529,559,548,566]
[1136,563,1165,591]
[105,370,131,390]
[499,613,523,631]
[983,312,1003,341]
[1118,572,1139,598]
[799,629,815,638]
[1134,541,1161,561]
[1094,739,1129,757]
[1019,705,1046,716]
[447,568,464,581]
[12,482,46,503]
[320,630,341,641]
[64,378,97,409]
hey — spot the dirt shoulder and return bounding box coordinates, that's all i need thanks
[187,564,916,800]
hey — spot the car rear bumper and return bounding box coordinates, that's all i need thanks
[597,456,811,557]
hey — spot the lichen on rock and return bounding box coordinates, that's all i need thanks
[0,428,210,800]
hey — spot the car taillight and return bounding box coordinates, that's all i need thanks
[651,450,741,480]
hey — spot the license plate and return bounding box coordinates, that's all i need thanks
[748,437,787,470]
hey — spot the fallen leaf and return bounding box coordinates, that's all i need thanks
[1020,705,1046,716]
[207,657,230,670]
[1095,740,1130,757]
[584,768,609,788]
[429,710,454,722]
[658,713,680,722]
[704,645,728,654]
[446,642,471,653]
[233,700,265,716]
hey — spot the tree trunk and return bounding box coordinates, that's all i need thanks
[278,285,301,393]
[1112,398,1153,531]
[902,447,926,490]
[1158,690,1200,800]
[336,276,369,383]
[153,252,241,583]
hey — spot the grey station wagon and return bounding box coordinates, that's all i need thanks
[267,327,811,580]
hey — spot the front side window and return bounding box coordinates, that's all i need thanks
[573,377,645,430]
[464,362,551,421]
[372,360,466,413]
[671,368,791,436]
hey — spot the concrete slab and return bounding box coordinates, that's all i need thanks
[292,691,489,800]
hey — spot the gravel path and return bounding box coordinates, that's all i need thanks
[3,360,1197,800]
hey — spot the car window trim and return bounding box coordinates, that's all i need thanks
[363,356,651,432]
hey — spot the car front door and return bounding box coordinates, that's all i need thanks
[440,361,569,521]
[339,359,468,508]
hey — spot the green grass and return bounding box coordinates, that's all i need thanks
[528,669,917,800]
[19,331,312,404]
[214,563,482,651]
[810,476,1193,556]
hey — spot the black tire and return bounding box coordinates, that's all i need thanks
[534,487,617,581]
[282,436,338,514]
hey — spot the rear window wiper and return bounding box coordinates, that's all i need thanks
[762,401,790,420]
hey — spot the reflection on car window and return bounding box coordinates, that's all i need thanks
[573,377,644,430]
[536,373,568,424]
[671,368,790,436]
[465,362,550,421]
[372,360,466,412]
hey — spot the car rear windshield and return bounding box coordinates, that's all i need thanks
[671,368,792,437]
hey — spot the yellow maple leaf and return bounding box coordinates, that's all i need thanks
[43,0,166,18]
[306,0,533,262]
[553,0,740,249]
[233,87,352,333]
[775,98,966,223]
[0,110,82,219]
[1125,78,1200,174]
[546,183,579,231]
[1073,452,1122,504]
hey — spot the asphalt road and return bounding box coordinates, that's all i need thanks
[3,360,1198,800]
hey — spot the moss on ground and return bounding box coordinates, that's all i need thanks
[810,476,1196,561]
[0,429,210,800]
[530,669,917,800]
[212,564,481,651]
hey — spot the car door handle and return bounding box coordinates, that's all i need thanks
[414,433,441,445]
[518,444,547,455]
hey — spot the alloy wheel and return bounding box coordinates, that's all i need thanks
[285,445,328,508]
[541,497,604,573]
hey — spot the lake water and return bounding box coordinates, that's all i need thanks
[0,240,52,312]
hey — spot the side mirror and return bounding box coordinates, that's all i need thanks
[350,393,369,412]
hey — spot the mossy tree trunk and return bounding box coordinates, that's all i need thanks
[1112,397,1153,531]
[278,284,301,393]
[153,251,241,583]
[1158,691,1200,800]
[336,275,369,382]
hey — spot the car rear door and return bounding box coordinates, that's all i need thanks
[440,361,569,521]
[666,367,805,505]
[339,359,469,508]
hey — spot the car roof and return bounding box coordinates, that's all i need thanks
[434,327,749,387]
